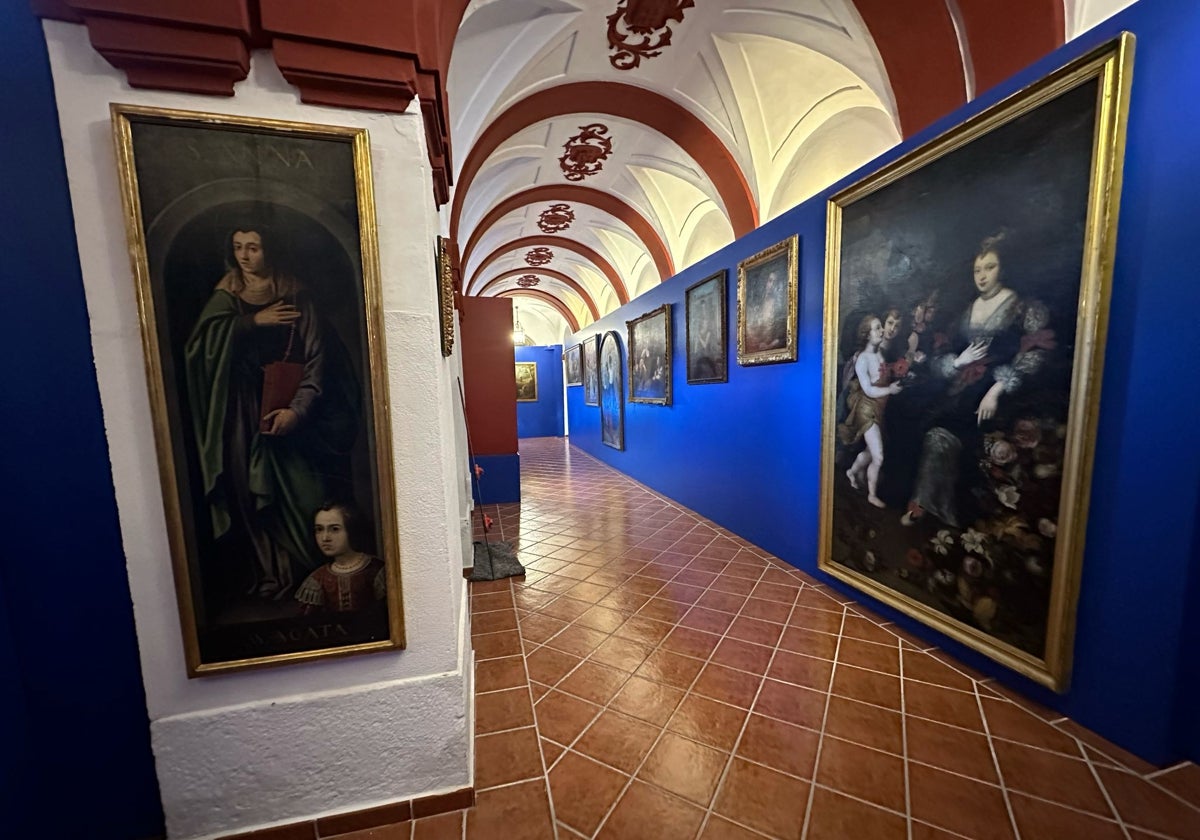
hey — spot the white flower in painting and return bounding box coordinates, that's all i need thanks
[961,529,987,554]
[996,485,1020,509]
[931,530,954,556]
[1038,518,1057,538]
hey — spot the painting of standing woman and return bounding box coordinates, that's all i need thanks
[113,106,404,674]
[818,38,1132,691]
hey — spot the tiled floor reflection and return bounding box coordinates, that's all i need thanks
[457,437,1200,840]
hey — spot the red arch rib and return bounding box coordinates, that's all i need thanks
[496,289,580,333]
[958,0,1064,96]
[467,236,629,303]
[462,184,673,282]
[451,81,756,243]
[478,268,600,321]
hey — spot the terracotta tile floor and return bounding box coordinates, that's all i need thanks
[453,437,1200,840]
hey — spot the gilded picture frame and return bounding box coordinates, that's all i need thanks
[818,35,1134,692]
[737,235,799,366]
[111,104,406,676]
[564,343,583,386]
[435,235,456,357]
[685,270,728,384]
[583,334,600,406]
[515,361,539,402]
[627,303,672,405]
[599,331,624,450]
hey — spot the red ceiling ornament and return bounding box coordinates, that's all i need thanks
[606,0,694,70]
[537,203,576,233]
[525,247,554,266]
[558,124,613,182]
[515,275,541,288]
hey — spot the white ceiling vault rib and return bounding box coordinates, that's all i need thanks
[450,0,909,309]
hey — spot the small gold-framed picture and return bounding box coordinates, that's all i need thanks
[737,236,799,366]
[516,361,539,402]
[111,104,405,676]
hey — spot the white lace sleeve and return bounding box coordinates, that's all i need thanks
[295,572,325,607]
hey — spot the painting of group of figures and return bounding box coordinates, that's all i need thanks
[112,105,405,675]
[819,37,1132,690]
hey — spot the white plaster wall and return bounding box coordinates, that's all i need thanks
[43,21,471,839]
[1068,0,1141,39]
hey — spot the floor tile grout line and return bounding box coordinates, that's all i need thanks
[1147,761,1194,779]
[506,576,560,840]
[799,606,850,840]
[497,442,1197,839]
[580,555,781,838]
[1075,727,1136,838]
[696,568,811,839]
[973,673,1023,840]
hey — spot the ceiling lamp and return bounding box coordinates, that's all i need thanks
[512,306,526,345]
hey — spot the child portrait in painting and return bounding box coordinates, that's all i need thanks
[295,502,386,614]
[839,314,905,509]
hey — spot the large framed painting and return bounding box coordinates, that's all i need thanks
[564,343,583,386]
[818,36,1133,691]
[627,303,672,405]
[111,104,406,676]
[583,334,600,405]
[685,270,727,384]
[515,362,538,402]
[599,331,624,450]
[737,235,798,365]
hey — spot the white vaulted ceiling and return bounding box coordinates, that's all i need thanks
[447,0,1120,336]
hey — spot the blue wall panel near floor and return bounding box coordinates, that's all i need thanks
[516,345,565,438]
[1,5,164,836]
[568,0,1200,765]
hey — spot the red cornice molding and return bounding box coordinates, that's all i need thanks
[450,81,757,244]
[462,184,674,284]
[477,269,601,321]
[467,236,629,304]
[30,0,470,206]
[495,289,580,333]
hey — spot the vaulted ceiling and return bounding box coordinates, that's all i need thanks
[448,0,1135,344]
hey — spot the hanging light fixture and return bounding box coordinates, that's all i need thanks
[512,305,526,345]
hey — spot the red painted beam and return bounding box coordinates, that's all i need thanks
[467,236,629,304]
[495,289,580,333]
[854,0,966,137]
[476,269,600,321]
[451,81,756,244]
[957,0,1064,96]
[462,184,674,283]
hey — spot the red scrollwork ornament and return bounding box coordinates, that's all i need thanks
[606,0,694,71]
[537,203,576,233]
[516,275,541,288]
[525,247,554,266]
[558,124,613,182]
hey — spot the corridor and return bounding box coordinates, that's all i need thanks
[434,438,1200,839]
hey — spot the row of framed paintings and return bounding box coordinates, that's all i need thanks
[562,233,800,408]
[558,36,1132,693]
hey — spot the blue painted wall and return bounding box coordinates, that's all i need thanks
[568,0,1200,765]
[1,5,164,836]
[516,345,565,438]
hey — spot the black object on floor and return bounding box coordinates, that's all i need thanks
[470,540,525,581]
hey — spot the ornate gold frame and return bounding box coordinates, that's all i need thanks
[435,235,456,357]
[111,104,405,676]
[818,35,1134,692]
[599,331,625,450]
[515,361,539,402]
[626,303,673,406]
[737,235,799,366]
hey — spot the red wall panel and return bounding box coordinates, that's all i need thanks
[460,296,518,456]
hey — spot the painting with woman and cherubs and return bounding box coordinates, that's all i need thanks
[818,37,1133,691]
[112,105,405,674]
